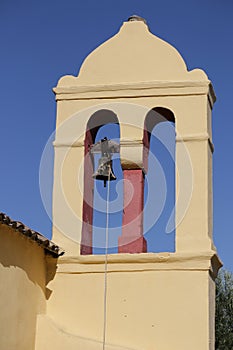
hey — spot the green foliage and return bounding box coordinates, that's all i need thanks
[215,269,233,350]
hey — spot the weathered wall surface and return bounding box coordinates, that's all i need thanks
[0,224,47,350]
[35,252,220,350]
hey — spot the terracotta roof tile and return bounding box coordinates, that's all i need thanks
[0,212,64,258]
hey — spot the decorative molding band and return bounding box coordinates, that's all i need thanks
[176,133,209,142]
[53,136,213,152]
[53,138,143,148]
[58,251,215,264]
[54,80,210,93]
[56,251,222,275]
[53,80,215,102]
[176,133,214,152]
[120,139,143,146]
[53,140,84,148]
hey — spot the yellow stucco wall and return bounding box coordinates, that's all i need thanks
[52,95,214,255]
[0,224,47,350]
[36,252,220,350]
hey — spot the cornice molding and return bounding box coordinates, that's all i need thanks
[53,80,215,102]
[56,251,222,276]
[176,133,214,152]
[53,134,214,152]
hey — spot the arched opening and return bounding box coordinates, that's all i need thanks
[143,107,176,252]
[92,123,123,254]
[81,110,121,255]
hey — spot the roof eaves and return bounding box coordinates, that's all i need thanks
[0,212,64,258]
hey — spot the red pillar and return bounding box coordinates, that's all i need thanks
[118,169,147,253]
[81,129,94,255]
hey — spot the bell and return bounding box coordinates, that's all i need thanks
[93,156,116,187]
[91,137,118,187]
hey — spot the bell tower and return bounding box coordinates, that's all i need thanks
[36,16,222,350]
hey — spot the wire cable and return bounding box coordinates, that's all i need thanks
[102,169,111,350]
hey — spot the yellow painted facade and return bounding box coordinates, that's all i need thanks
[0,17,222,350]
[0,223,54,350]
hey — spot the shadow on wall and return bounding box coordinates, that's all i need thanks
[0,223,57,296]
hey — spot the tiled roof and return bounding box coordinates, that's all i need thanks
[0,212,64,258]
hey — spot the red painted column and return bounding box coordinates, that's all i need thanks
[81,129,94,255]
[118,169,147,253]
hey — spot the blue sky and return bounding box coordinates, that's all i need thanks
[0,1,232,270]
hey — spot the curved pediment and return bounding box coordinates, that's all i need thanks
[57,17,207,88]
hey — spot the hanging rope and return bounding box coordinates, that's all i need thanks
[102,169,111,350]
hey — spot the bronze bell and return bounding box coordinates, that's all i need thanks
[91,137,117,187]
[93,156,116,187]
